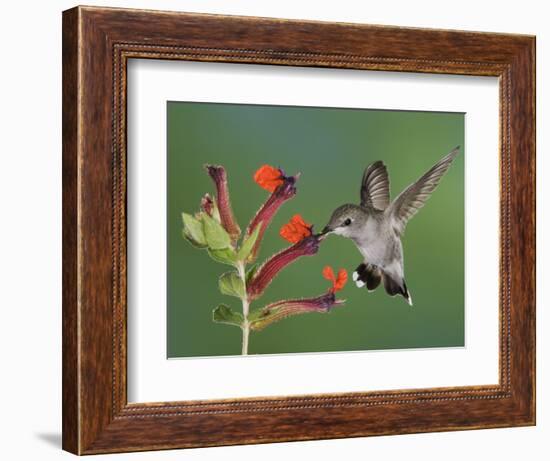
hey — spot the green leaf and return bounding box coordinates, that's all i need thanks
[212,304,243,327]
[182,228,208,249]
[181,212,206,246]
[237,225,261,261]
[202,213,232,250]
[207,247,238,266]
[219,271,246,298]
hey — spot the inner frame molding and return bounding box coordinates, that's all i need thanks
[62,6,535,455]
[127,59,501,402]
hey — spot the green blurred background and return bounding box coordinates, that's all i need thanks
[167,101,464,358]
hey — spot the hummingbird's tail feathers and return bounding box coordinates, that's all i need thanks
[353,263,382,291]
[354,264,412,304]
[387,146,461,236]
[403,281,413,306]
[382,272,413,306]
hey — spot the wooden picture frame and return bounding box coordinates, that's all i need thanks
[62,5,535,455]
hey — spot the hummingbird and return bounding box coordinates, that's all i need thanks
[321,146,460,306]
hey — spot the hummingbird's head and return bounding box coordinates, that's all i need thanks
[321,204,366,239]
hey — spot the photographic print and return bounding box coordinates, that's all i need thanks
[168,101,464,358]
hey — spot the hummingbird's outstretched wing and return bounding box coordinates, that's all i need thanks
[360,161,390,210]
[387,146,460,236]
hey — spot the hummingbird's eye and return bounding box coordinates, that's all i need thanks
[343,218,352,226]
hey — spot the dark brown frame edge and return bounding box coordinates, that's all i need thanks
[62,5,535,455]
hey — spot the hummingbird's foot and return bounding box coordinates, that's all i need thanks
[353,263,382,291]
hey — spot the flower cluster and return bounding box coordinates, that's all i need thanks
[181,162,349,355]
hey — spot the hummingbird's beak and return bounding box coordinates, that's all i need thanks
[320,225,332,235]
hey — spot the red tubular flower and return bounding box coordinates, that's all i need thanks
[245,172,299,260]
[250,292,344,331]
[254,165,285,192]
[279,214,313,244]
[247,235,320,300]
[205,164,241,242]
[322,266,348,293]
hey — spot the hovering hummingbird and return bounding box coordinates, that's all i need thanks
[321,146,460,306]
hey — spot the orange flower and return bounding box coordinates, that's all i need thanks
[254,165,285,192]
[322,266,348,293]
[279,214,313,244]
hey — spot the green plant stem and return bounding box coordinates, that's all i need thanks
[237,262,250,355]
